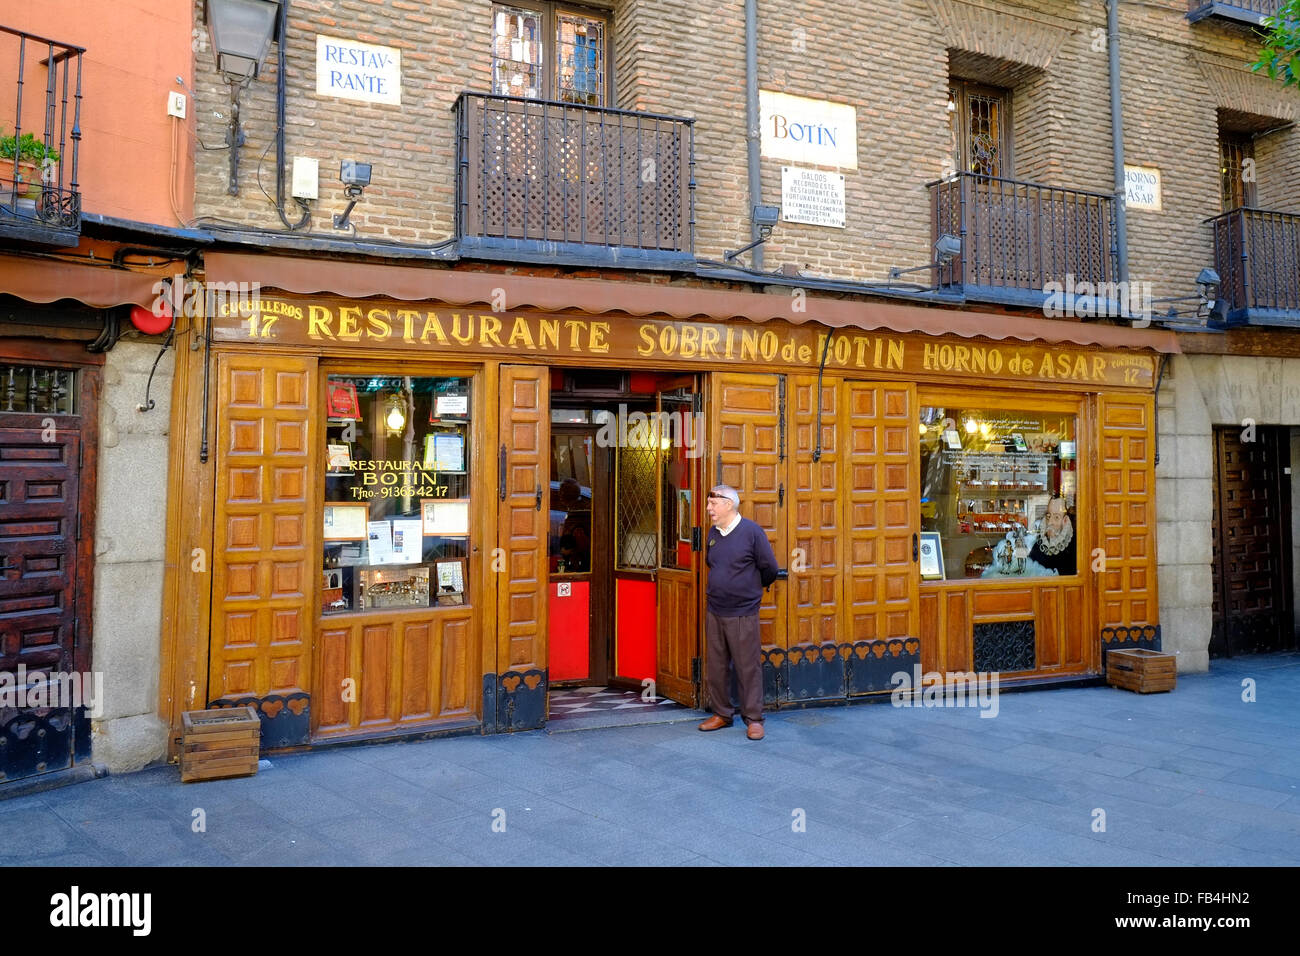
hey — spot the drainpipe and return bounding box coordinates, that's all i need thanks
[745,0,763,271]
[1106,0,1129,284]
[275,0,310,230]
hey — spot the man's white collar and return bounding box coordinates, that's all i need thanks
[719,512,742,536]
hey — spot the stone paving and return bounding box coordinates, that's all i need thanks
[3,653,1298,866]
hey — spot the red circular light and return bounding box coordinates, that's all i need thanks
[130,300,173,335]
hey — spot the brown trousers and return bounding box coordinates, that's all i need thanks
[705,610,764,724]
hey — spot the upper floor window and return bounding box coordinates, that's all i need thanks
[491,2,610,106]
[1219,131,1255,212]
[949,80,1011,178]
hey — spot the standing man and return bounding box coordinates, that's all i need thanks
[699,484,780,741]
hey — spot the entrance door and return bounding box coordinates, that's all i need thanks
[0,362,91,783]
[548,425,611,685]
[497,366,550,727]
[1211,425,1295,656]
[655,376,702,706]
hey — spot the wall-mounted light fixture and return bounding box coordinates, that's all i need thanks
[724,204,782,263]
[205,0,282,195]
[333,160,373,230]
[890,233,963,282]
[1153,266,1228,329]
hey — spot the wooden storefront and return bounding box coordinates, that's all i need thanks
[158,272,1174,754]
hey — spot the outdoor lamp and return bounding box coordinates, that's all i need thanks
[1196,267,1220,302]
[206,0,281,80]
[334,161,374,230]
[205,0,281,195]
[934,234,962,263]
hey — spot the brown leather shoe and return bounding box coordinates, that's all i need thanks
[746,721,765,741]
[698,715,733,732]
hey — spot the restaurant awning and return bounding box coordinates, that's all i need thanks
[204,250,1181,353]
[0,251,169,310]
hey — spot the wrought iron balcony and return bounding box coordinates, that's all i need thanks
[928,171,1119,311]
[1,25,83,245]
[454,91,695,266]
[1187,0,1284,27]
[1207,206,1300,326]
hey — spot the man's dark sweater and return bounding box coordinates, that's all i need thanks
[706,516,780,617]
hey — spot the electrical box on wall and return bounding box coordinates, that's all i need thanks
[292,157,319,199]
[166,91,186,119]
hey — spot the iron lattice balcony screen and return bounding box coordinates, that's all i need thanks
[1210,208,1300,316]
[1187,0,1284,20]
[455,92,694,252]
[930,172,1116,293]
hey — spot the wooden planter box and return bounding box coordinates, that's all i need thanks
[180,706,261,783]
[1106,648,1176,694]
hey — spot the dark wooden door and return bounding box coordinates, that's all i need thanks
[1211,426,1294,657]
[0,403,83,780]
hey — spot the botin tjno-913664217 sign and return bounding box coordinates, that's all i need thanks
[209,295,1156,389]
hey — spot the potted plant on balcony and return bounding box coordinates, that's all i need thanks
[1,132,59,201]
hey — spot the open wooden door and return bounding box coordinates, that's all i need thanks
[655,376,701,706]
[496,365,549,729]
[712,373,787,650]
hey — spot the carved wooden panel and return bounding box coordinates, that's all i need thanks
[789,374,841,646]
[210,354,314,704]
[919,590,940,675]
[497,366,549,673]
[313,609,474,737]
[656,571,696,705]
[1097,394,1157,629]
[845,382,917,643]
[712,373,786,648]
[0,423,79,677]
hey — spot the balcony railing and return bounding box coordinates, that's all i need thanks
[928,172,1118,308]
[1208,207,1300,326]
[1187,0,1283,27]
[454,91,695,265]
[1,25,83,244]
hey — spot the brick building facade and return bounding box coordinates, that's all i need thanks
[5,0,1298,778]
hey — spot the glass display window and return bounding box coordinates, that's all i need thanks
[919,402,1078,581]
[321,374,472,614]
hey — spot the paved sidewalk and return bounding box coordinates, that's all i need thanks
[4,653,1299,866]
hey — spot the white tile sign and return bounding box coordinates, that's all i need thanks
[781,166,846,229]
[760,90,857,169]
[1124,164,1161,211]
[316,35,401,106]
